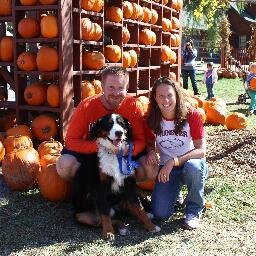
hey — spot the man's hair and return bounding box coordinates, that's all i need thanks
[101,66,129,82]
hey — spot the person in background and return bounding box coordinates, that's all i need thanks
[181,39,200,95]
[246,62,256,116]
[145,77,208,229]
[203,62,218,100]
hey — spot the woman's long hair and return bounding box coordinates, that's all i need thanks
[146,77,188,135]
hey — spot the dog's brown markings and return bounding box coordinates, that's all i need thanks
[99,170,109,182]
[101,215,115,241]
[75,212,101,227]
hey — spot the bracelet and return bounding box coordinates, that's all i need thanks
[173,157,179,167]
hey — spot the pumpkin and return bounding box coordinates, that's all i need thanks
[197,108,206,124]
[176,0,183,11]
[169,50,177,64]
[137,179,155,191]
[250,77,256,90]
[172,17,180,30]
[122,51,131,68]
[122,27,130,44]
[91,22,102,41]
[104,45,121,63]
[169,72,177,81]
[19,0,37,5]
[162,18,172,32]
[106,6,123,23]
[225,112,247,130]
[150,9,158,25]
[38,138,63,157]
[81,18,94,41]
[0,109,16,131]
[137,96,149,114]
[3,135,33,154]
[39,153,60,168]
[36,46,59,71]
[47,84,60,107]
[31,114,58,140]
[128,49,138,68]
[206,104,227,125]
[91,79,102,94]
[170,34,177,47]
[7,124,33,138]
[123,1,133,19]
[142,7,152,23]
[40,15,58,38]
[0,0,12,16]
[193,95,205,108]
[24,83,47,106]
[2,147,40,191]
[81,0,95,11]
[163,0,169,5]
[91,0,103,12]
[151,32,156,45]
[0,36,13,61]
[38,0,57,4]
[81,80,95,100]
[0,140,5,162]
[38,164,70,202]
[139,28,153,45]
[161,45,172,62]
[18,17,40,38]
[171,0,178,9]
[17,51,37,71]
[130,2,139,20]
[82,50,105,70]
[137,4,144,22]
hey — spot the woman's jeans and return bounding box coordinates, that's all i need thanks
[247,89,256,111]
[181,69,199,95]
[151,158,208,221]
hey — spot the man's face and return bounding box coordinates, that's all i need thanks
[102,74,128,110]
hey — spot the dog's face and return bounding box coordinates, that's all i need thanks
[90,114,132,145]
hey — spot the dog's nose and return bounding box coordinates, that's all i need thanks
[115,130,123,138]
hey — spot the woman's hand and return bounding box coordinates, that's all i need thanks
[158,159,174,183]
[146,150,159,165]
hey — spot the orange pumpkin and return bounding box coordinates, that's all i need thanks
[122,51,131,68]
[18,17,40,38]
[225,112,247,130]
[0,0,12,16]
[3,135,33,154]
[17,51,37,71]
[163,0,169,5]
[161,45,172,62]
[38,164,70,202]
[24,83,47,106]
[197,108,206,124]
[137,179,155,191]
[193,95,205,108]
[38,138,63,158]
[0,140,5,162]
[31,114,58,140]
[91,22,102,41]
[162,18,172,32]
[7,124,33,138]
[150,9,158,25]
[2,147,40,191]
[81,0,95,11]
[81,80,95,100]
[104,45,122,63]
[171,0,178,9]
[19,0,37,5]
[122,27,130,44]
[123,1,133,19]
[91,0,103,12]
[128,49,138,68]
[176,0,183,11]
[106,6,123,23]
[139,29,153,45]
[82,50,105,70]
[142,7,152,23]
[130,2,139,20]
[250,77,256,90]
[206,104,227,125]
[81,18,94,41]
[169,72,177,81]
[169,50,177,64]
[137,4,144,22]
[137,96,149,114]
[38,0,57,4]
[36,46,59,71]
[0,36,13,62]
[40,15,58,38]
[91,79,102,94]
[172,17,180,30]
[47,84,60,107]
[39,153,60,169]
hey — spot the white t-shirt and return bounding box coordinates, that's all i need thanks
[155,108,205,165]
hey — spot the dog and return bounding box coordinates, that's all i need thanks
[71,113,160,240]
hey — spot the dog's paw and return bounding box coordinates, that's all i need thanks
[149,225,161,233]
[119,227,130,236]
[103,232,115,241]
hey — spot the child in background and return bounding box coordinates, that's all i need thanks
[246,62,256,116]
[203,62,218,100]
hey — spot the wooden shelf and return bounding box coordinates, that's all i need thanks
[15,5,58,11]
[17,71,59,76]
[19,105,60,112]
[16,38,59,43]
[0,62,14,67]
[0,16,12,22]
[0,101,16,109]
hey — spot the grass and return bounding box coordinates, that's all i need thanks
[0,76,256,255]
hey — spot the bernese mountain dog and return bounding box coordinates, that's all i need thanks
[71,113,160,240]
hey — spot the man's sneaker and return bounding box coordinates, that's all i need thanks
[184,213,200,229]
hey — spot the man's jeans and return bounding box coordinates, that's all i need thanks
[181,69,199,95]
[151,158,208,221]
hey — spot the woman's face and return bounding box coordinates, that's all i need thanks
[155,83,177,118]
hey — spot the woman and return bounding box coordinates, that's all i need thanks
[146,77,208,229]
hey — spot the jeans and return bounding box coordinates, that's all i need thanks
[181,69,199,95]
[247,89,256,111]
[151,158,208,221]
[206,83,214,99]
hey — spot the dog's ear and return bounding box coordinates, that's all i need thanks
[89,118,103,140]
[123,117,132,141]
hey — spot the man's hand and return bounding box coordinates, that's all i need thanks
[158,159,174,183]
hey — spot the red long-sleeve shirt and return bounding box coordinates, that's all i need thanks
[65,95,146,156]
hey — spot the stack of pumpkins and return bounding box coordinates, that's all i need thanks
[0,126,69,202]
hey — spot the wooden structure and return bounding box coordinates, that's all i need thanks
[0,0,182,142]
